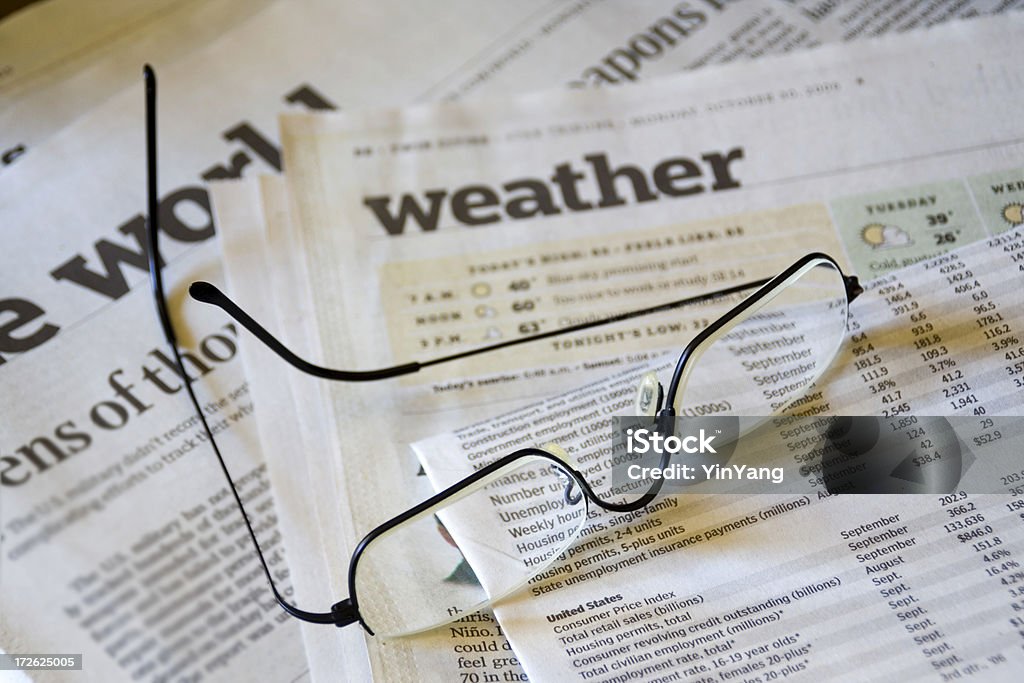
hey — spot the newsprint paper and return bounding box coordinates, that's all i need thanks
[5,1,960,682]
[249,12,1024,683]
[4,3,1024,683]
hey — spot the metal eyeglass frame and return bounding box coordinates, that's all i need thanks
[142,66,863,633]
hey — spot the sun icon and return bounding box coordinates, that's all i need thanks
[861,223,886,247]
[861,223,912,249]
[1002,202,1024,226]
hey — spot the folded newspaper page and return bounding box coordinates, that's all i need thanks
[209,178,372,680]
[413,225,1024,681]
[262,12,1024,681]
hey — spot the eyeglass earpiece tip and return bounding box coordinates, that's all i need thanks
[189,281,219,303]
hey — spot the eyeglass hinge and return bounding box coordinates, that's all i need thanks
[844,275,864,302]
[330,598,359,628]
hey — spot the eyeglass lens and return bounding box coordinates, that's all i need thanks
[353,455,588,637]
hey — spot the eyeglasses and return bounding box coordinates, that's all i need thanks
[142,66,863,636]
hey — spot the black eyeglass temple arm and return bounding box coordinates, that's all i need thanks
[144,65,353,627]
[189,276,777,382]
[189,282,422,380]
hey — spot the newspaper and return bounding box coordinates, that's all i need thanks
[263,12,1024,681]
[3,2,1020,682]
[412,226,1024,681]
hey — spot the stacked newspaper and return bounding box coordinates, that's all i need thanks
[3,1,1024,681]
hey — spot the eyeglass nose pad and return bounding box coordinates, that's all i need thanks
[547,466,583,506]
[541,443,584,506]
[563,480,583,506]
[634,372,664,417]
